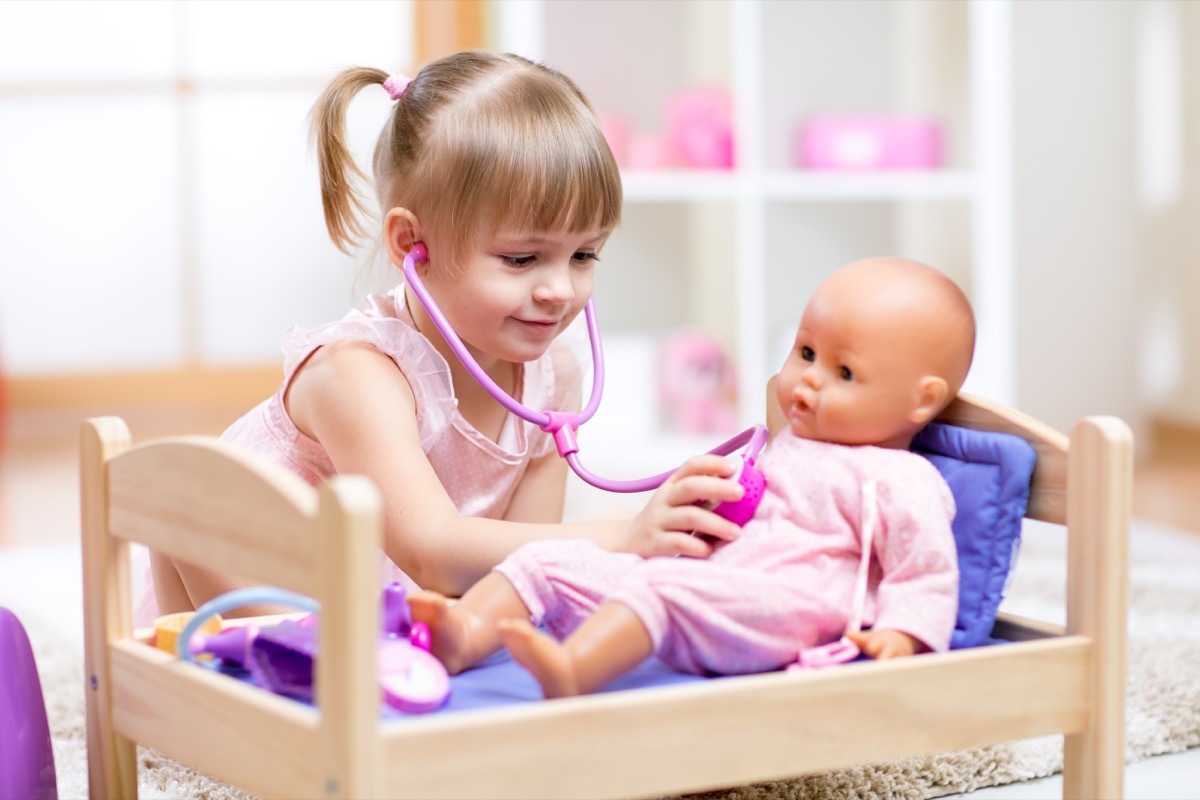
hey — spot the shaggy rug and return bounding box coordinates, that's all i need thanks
[3,518,1198,799]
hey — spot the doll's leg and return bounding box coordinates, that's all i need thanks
[498,600,653,698]
[408,572,529,674]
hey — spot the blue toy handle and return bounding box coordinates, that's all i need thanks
[176,587,318,664]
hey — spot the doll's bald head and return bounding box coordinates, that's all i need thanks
[775,256,975,449]
[823,256,975,402]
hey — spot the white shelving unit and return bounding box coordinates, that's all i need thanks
[496,0,1013,436]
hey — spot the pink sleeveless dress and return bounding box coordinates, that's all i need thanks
[133,284,583,627]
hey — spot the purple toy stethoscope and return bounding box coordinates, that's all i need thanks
[402,243,769,524]
[172,243,772,714]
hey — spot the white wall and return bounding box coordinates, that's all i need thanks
[0,0,413,375]
[1011,0,1145,438]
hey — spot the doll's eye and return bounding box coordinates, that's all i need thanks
[801,346,815,362]
[839,365,854,381]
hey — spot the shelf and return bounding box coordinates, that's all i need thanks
[622,168,975,204]
[620,170,737,202]
[759,169,975,202]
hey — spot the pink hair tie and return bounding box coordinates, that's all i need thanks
[383,74,412,101]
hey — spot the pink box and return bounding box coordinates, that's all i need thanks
[798,116,942,170]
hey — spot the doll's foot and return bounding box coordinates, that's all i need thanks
[407,590,472,675]
[498,619,580,699]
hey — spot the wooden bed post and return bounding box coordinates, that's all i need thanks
[315,475,385,799]
[80,418,139,799]
[1063,415,1132,799]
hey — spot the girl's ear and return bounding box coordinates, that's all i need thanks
[383,208,424,269]
[908,375,950,426]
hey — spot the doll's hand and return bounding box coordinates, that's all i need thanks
[616,455,744,559]
[845,629,928,660]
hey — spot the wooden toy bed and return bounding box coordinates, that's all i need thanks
[81,393,1132,800]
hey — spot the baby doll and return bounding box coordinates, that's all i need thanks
[410,257,976,697]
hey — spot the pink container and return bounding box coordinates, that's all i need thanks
[664,88,734,169]
[798,116,942,170]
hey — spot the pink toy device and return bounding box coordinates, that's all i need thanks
[710,455,766,527]
[799,116,942,170]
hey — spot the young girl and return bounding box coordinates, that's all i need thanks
[409,257,975,697]
[142,51,743,625]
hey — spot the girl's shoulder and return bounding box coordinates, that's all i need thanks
[281,287,439,375]
[281,286,458,435]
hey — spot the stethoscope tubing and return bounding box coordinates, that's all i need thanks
[402,244,767,493]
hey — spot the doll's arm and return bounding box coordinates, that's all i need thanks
[867,465,959,654]
[845,628,928,660]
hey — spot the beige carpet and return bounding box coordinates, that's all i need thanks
[3,518,1197,799]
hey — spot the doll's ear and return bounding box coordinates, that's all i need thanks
[909,375,950,426]
[383,208,424,269]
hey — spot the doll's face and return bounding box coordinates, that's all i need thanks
[775,262,961,449]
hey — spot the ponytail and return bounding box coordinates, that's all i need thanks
[308,66,388,254]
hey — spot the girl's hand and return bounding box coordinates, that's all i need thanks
[613,455,745,559]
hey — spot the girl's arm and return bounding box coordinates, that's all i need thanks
[504,448,568,524]
[289,341,743,597]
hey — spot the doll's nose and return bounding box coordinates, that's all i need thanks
[801,366,822,389]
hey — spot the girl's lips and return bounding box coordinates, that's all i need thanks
[515,318,560,335]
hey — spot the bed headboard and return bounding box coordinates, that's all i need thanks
[80,416,387,797]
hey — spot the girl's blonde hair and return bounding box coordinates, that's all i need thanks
[310,51,622,269]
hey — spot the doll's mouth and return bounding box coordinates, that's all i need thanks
[791,395,815,418]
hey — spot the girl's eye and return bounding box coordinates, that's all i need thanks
[840,365,854,381]
[572,251,599,265]
[800,346,815,362]
[502,255,536,267]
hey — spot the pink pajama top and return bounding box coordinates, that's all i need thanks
[133,284,581,627]
[497,430,959,676]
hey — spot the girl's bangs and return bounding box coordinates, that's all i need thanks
[496,126,622,236]
[411,88,622,268]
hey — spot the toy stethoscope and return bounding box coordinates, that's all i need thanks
[403,243,768,523]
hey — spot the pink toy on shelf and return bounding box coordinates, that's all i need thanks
[627,133,671,170]
[597,114,631,168]
[664,87,734,169]
[798,116,943,170]
[658,329,738,436]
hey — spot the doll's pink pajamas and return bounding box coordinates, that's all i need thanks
[495,432,959,676]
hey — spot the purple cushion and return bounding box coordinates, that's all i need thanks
[911,423,1037,648]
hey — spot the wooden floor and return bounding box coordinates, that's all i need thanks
[1,404,1198,549]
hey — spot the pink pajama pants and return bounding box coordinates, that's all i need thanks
[494,539,847,676]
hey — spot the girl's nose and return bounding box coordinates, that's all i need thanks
[535,266,574,304]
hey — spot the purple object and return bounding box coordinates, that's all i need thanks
[377,638,450,714]
[186,584,450,712]
[380,582,412,637]
[0,607,57,800]
[710,455,766,527]
[190,624,253,666]
[247,623,318,701]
